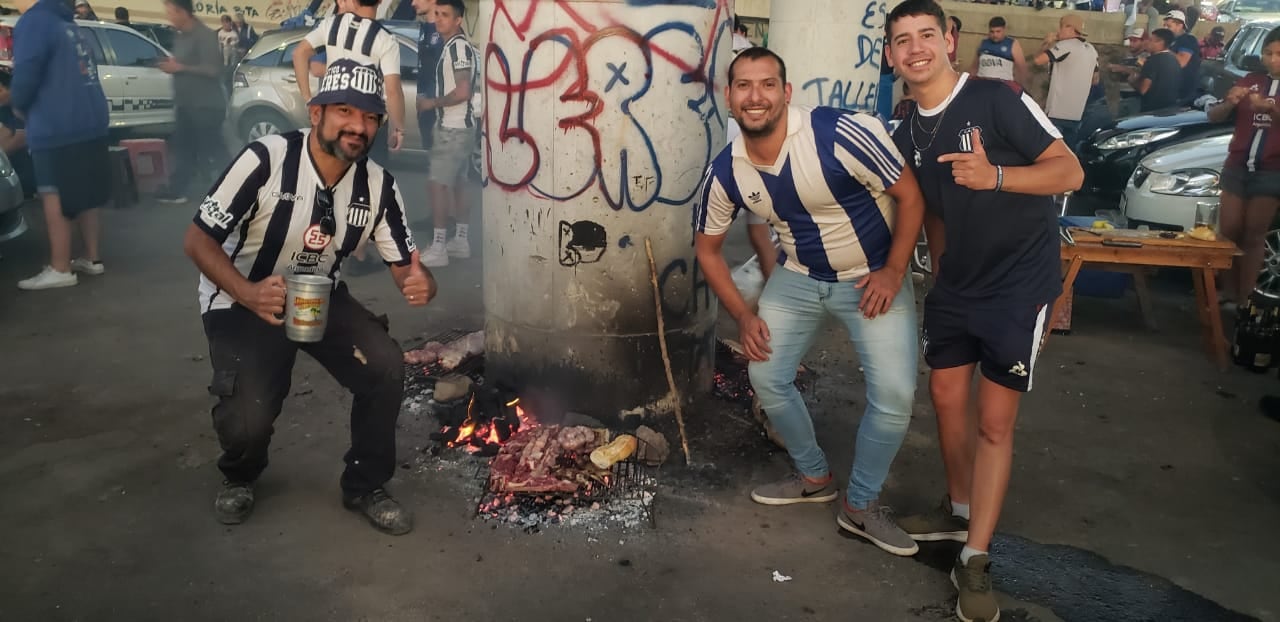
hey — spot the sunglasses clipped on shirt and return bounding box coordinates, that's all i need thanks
[316,186,336,237]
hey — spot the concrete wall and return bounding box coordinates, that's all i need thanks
[478,0,731,418]
[771,0,886,111]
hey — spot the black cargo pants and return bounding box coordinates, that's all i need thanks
[201,283,404,496]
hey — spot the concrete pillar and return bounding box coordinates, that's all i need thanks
[477,0,733,419]
[769,0,888,113]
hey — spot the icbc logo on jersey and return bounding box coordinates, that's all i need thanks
[303,224,332,251]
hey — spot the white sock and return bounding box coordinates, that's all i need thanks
[951,500,970,520]
[960,545,986,565]
[455,223,469,240]
[433,228,447,245]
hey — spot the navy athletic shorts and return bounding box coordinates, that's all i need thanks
[922,295,1053,392]
[31,136,113,219]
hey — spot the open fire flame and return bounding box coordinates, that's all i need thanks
[444,397,537,453]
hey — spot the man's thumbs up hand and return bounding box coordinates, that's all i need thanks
[937,127,999,191]
[401,249,435,307]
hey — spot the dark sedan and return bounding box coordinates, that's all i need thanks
[1077,108,1231,198]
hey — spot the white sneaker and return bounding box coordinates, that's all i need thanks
[421,243,449,268]
[18,266,78,290]
[70,258,105,276]
[446,237,471,259]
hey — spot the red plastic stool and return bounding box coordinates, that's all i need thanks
[117,139,170,195]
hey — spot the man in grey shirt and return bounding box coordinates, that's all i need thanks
[1034,13,1098,151]
[157,0,227,204]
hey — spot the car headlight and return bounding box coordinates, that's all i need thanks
[1147,168,1220,196]
[1096,128,1181,151]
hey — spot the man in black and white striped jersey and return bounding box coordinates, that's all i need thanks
[183,59,437,535]
[417,0,475,267]
[293,0,406,154]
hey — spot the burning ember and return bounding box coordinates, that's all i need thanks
[443,397,536,454]
[432,389,537,456]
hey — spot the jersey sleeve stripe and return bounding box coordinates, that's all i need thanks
[378,172,413,265]
[360,22,381,56]
[193,141,270,243]
[325,15,341,48]
[835,118,902,188]
[1018,92,1062,138]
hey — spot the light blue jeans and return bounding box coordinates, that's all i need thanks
[747,267,918,509]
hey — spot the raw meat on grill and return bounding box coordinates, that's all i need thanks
[439,330,485,370]
[403,341,444,364]
[489,425,606,493]
[557,426,597,453]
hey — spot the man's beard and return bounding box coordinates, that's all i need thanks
[738,113,782,139]
[319,129,371,163]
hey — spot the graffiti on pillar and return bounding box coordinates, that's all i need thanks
[558,220,608,267]
[797,0,886,112]
[483,0,732,212]
[657,257,711,316]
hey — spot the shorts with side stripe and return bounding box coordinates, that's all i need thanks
[921,295,1053,392]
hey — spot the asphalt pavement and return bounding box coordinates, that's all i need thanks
[0,160,1277,622]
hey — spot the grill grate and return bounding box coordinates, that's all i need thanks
[403,329,485,391]
[472,435,657,528]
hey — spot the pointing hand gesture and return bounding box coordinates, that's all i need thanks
[937,127,999,191]
[401,249,436,307]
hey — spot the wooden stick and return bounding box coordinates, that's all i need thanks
[645,238,692,464]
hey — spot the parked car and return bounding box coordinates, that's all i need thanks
[1077,108,1231,198]
[0,149,28,243]
[0,17,175,132]
[129,22,177,51]
[1212,0,1280,24]
[228,26,426,149]
[1122,133,1229,231]
[1122,132,1280,297]
[1201,19,1279,99]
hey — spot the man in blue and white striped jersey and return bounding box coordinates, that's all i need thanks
[693,47,927,558]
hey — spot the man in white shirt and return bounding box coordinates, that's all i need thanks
[416,0,475,267]
[1034,14,1098,150]
[292,0,406,152]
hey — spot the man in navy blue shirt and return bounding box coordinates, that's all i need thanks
[887,0,1084,619]
[11,0,112,291]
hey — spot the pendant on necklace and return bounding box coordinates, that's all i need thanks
[914,150,922,167]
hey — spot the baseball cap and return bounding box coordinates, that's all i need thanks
[1164,9,1187,23]
[1061,14,1088,37]
[309,59,386,116]
[1127,28,1145,39]
[74,0,89,7]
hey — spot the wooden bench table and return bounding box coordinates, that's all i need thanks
[1051,229,1242,370]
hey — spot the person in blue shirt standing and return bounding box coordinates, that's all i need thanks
[10,0,111,291]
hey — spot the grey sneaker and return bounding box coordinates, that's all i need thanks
[951,554,1000,622]
[750,473,838,505]
[214,481,254,525]
[898,494,969,542]
[837,503,919,556]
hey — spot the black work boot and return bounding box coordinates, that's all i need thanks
[215,481,254,525]
[343,488,413,535]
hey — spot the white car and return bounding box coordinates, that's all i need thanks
[1121,133,1230,231]
[0,18,175,131]
[1122,132,1280,297]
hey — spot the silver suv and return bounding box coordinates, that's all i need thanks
[228,26,427,149]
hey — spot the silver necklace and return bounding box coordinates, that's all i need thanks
[910,101,950,167]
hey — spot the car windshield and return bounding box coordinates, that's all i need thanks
[1233,0,1280,13]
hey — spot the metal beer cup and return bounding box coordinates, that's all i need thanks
[284,274,333,342]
